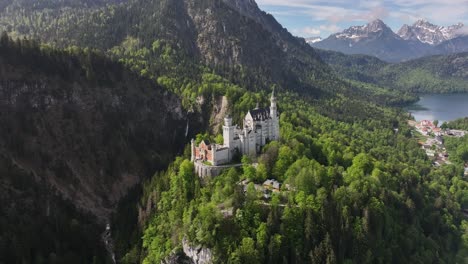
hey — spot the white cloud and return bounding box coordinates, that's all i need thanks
[257,0,468,25]
[257,0,468,37]
[292,26,321,36]
[319,24,342,33]
[292,24,342,37]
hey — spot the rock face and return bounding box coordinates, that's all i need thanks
[182,238,213,264]
[0,55,186,221]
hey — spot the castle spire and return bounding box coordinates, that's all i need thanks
[270,88,277,107]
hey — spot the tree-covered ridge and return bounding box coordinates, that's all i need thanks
[0,0,329,93]
[134,93,468,264]
[317,49,468,94]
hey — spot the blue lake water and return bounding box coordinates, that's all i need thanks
[406,93,468,123]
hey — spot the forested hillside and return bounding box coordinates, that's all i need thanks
[0,34,188,263]
[318,50,468,94]
[0,0,416,105]
[0,0,329,93]
[135,93,468,263]
[443,118,468,131]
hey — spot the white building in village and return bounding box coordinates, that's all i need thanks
[191,91,280,166]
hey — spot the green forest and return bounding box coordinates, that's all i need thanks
[133,93,468,263]
[443,118,468,131]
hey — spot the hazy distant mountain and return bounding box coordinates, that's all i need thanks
[311,19,432,62]
[436,35,468,54]
[398,20,464,45]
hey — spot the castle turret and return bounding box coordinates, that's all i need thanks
[191,138,195,162]
[212,144,217,166]
[270,90,280,140]
[270,89,277,118]
[223,116,235,148]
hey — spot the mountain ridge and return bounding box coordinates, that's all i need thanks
[397,19,464,45]
[312,19,468,62]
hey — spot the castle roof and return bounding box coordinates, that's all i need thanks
[249,107,271,121]
[200,140,212,149]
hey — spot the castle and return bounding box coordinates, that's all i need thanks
[191,91,280,166]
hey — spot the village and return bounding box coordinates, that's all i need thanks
[409,119,468,177]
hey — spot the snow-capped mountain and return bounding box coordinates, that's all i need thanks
[398,20,464,45]
[333,19,395,42]
[311,19,432,62]
[311,19,468,62]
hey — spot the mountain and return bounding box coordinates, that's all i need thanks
[0,0,331,95]
[312,19,468,62]
[312,19,433,62]
[398,20,464,45]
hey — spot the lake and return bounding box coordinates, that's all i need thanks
[406,93,468,123]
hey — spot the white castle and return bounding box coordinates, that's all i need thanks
[191,91,280,166]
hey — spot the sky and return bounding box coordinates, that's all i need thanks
[256,0,468,38]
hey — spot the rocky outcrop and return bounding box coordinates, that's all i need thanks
[210,96,229,134]
[182,238,213,264]
[162,253,195,264]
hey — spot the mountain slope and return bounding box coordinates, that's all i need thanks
[0,35,188,263]
[436,35,468,54]
[0,0,331,94]
[0,0,418,106]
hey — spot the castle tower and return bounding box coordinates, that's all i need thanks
[270,90,279,140]
[223,116,235,148]
[191,139,195,161]
[212,144,217,166]
[270,89,277,118]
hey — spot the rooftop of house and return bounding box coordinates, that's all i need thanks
[263,179,281,189]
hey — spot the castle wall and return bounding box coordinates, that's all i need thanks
[248,132,256,156]
[194,161,242,179]
[215,148,229,165]
[206,150,213,162]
